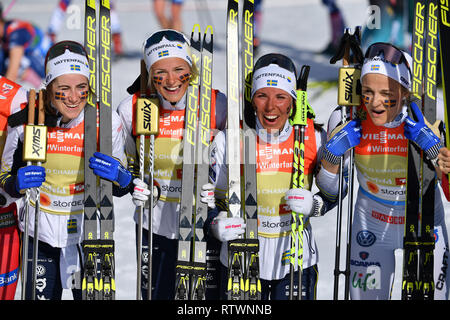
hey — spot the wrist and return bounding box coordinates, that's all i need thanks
[322,146,341,165]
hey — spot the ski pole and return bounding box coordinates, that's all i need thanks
[330,27,363,300]
[30,90,47,300]
[135,59,159,300]
[20,89,36,300]
[289,65,310,300]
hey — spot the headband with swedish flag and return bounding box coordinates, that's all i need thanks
[251,64,297,100]
[44,49,90,86]
[143,30,192,71]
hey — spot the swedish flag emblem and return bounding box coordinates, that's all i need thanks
[371,65,380,71]
[55,91,65,100]
[176,44,183,49]
[70,64,81,71]
[67,219,77,234]
[267,79,278,86]
[158,50,169,58]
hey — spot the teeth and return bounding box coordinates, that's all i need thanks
[67,105,78,108]
[265,115,278,120]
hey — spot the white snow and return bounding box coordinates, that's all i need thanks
[8,0,449,300]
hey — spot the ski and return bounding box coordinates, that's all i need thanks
[192,25,214,300]
[174,24,201,300]
[226,0,245,300]
[289,65,310,300]
[440,0,450,197]
[402,0,427,300]
[417,0,438,300]
[241,0,260,301]
[81,0,115,300]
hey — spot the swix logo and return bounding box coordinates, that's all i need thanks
[395,177,406,185]
[32,127,44,157]
[140,101,153,130]
[342,70,356,104]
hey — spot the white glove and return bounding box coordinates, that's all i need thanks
[284,188,314,217]
[200,183,216,209]
[132,178,160,208]
[210,211,246,242]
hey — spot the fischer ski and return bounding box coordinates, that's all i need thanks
[81,0,115,300]
[174,24,213,300]
[226,0,245,300]
[402,0,428,300]
[418,0,438,300]
[241,0,261,300]
[439,0,450,197]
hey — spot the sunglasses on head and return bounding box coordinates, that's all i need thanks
[45,40,88,67]
[144,30,189,49]
[365,42,411,72]
[254,53,297,77]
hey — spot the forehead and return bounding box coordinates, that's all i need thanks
[151,57,190,70]
[52,73,89,87]
[254,86,290,96]
[361,73,402,91]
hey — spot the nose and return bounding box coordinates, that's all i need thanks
[66,88,81,103]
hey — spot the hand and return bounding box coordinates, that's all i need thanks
[323,119,361,164]
[89,152,132,188]
[16,165,46,193]
[438,147,450,174]
[200,183,215,209]
[210,211,246,242]
[285,188,313,217]
[132,178,160,208]
[404,102,442,159]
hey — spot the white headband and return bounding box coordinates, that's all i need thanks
[143,35,192,71]
[44,49,90,86]
[251,64,297,99]
[361,52,412,91]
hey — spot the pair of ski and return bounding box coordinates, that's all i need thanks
[21,89,47,300]
[82,0,115,300]
[402,0,441,300]
[225,0,261,301]
[225,0,312,300]
[174,24,214,300]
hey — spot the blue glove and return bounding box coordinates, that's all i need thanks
[89,152,132,188]
[404,102,442,159]
[323,119,361,164]
[16,165,46,193]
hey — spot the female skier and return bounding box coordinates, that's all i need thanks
[316,42,450,299]
[203,53,332,300]
[0,40,131,299]
[116,29,227,299]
